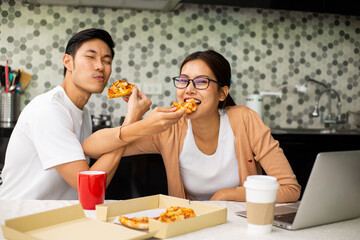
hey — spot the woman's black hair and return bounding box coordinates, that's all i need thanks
[63,28,115,76]
[180,50,236,109]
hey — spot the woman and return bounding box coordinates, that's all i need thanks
[83,50,300,202]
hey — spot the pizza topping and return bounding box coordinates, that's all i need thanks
[172,99,197,113]
[108,80,135,98]
[118,206,196,230]
[154,206,196,223]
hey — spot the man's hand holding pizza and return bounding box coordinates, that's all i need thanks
[107,80,151,125]
[123,86,152,126]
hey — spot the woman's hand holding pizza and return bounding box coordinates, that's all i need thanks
[108,79,186,139]
[115,105,185,145]
[139,106,186,135]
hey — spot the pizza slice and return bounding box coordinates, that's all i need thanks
[108,80,135,98]
[117,206,196,230]
[118,216,149,230]
[172,99,197,113]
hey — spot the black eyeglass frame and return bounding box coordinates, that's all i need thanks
[172,76,224,90]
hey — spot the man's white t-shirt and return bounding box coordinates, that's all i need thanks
[179,111,240,200]
[0,86,92,200]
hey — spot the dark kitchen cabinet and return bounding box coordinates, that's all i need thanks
[0,128,13,171]
[91,154,168,200]
[271,131,360,199]
[90,123,168,200]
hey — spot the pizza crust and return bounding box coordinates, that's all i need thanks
[118,216,149,230]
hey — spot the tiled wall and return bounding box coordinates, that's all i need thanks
[1,1,359,129]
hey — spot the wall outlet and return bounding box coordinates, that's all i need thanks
[141,83,163,95]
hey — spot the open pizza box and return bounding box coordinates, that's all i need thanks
[96,194,227,239]
[1,204,154,240]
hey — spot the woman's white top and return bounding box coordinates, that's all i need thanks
[179,111,240,200]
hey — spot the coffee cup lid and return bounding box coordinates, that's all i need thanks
[244,175,279,190]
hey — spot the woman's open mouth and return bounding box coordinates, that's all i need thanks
[185,98,201,105]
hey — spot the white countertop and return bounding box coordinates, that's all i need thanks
[1,199,359,240]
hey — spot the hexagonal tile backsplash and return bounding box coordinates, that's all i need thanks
[0,2,359,129]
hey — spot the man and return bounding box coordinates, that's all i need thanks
[0,28,153,199]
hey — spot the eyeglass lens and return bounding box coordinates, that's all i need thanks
[176,77,209,89]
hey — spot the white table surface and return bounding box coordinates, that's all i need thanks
[1,199,359,240]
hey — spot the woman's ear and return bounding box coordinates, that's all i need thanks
[219,85,229,102]
[63,54,73,71]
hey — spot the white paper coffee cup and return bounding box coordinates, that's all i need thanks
[244,175,279,234]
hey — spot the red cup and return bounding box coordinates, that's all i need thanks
[77,170,107,210]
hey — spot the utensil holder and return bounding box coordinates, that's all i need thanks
[0,92,20,128]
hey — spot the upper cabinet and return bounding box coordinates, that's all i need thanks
[23,0,182,11]
[23,0,360,15]
[182,0,360,16]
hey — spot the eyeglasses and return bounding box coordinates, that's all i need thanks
[172,76,223,90]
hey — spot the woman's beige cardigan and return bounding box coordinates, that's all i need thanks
[120,105,301,202]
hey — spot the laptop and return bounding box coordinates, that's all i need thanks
[236,150,360,230]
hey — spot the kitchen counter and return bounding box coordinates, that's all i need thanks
[1,199,359,240]
[271,128,360,135]
[271,128,360,199]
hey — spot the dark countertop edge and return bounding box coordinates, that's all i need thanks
[271,128,360,136]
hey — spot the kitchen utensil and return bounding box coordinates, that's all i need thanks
[0,91,20,128]
[0,66,4,88]
[19,69,32,89]
[8,70,19,92]
[9,84,17,92]
[5,60,9,92]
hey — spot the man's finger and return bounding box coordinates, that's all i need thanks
[137,90,147,99]
[131,86,138,96]
[123,95,130,102]
[128,87,138,101]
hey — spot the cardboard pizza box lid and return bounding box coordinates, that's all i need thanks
[96,194,227,239]
[1,204,154,240]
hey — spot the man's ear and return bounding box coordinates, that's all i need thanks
[63,54,73,71]
[219,85,229,102]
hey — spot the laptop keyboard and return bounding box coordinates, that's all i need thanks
[274,212,297,224]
